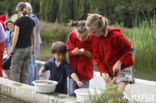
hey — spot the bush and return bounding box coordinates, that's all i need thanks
[39,21,72,43]
[92,85,128,103]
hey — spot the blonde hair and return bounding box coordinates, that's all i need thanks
[16,2,28,16]
[25,2,32,12]
[70,20,87,34]
[86,13,108,35]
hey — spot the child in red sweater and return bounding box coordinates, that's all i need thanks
[86,14,135,93]
[67,20,94,96]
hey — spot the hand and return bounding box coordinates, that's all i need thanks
[3,50,7,55]
[9,49,14,56]
[32,49,35,56]
[112,60,122,76]
[76,81,84,87]
[79,48,85,54]
[102,73,111,86]
[6,55,10,59]
[72,48,80,55]
[38,71,43,77]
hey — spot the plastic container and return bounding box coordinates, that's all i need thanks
[32,80,58,93]
[74,88,101,103]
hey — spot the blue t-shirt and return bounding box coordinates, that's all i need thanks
[28,12,42,44]
[44,57,74,94]
[4,30,10,50]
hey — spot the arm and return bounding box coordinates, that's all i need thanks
[71,73,84,87]
[38,59,51,76]
[65,63,84,87]
[67,33,75,55]
[79,48,91,58]
[67,32,80,56]
[93,38,111,85]
[113,33,134,74]
[38,66,46,76]
[118,36,134,65]
[32,26,36,56]
[93,39,106,75]
[79,35,94,58]
[101,73,111,86]
[10,26,19,56]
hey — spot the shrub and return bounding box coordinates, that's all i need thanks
[39,21,72,43]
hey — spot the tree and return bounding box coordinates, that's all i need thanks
[128,0,155,26]
[73,0,90,20]
[29,0,40,16]
[0,0,31,16]
[57,0,73,23]
[40,0,58,22]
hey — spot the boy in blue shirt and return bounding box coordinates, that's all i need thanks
[38,41,84,94]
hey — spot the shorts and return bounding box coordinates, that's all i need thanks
[115,66,135,84]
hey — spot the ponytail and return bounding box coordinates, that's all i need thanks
[86,14,108,35]
[16,2,28,16]
[23,8,28,16]
[70,20,79,27]
[69,20,87,34]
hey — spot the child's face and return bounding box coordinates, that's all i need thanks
[77,31,89,41]
[53,52,66,62]
[7,22,14,32]
[87,27,103,38]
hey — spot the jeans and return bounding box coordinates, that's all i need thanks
[67,77,89,96]
[28,44,40,85]
[10,46,32,84]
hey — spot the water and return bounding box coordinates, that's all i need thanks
[0,95,25,103]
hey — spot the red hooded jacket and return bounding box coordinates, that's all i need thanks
[67,31,94,81]
[0,15,6,30]
[0,15,6,77]
[93,28,135,77]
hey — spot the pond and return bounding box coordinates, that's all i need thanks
[37,43,156,81]
[0,95,25,103]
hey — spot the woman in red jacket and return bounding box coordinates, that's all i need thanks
[67,20,94,96]
[0,15,6,30]
[86,14,135,93]
[0,23,6,77]
[0,15,6,77]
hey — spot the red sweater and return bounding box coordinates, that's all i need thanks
[0,15,6,30]
[93,28,135,77]
[67,31,94,81]
[0,15,5,77]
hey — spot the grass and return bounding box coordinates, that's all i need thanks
[39,21,72,43]
[114,17,156,73]
[133,71,156,81]
[36,43,51,61]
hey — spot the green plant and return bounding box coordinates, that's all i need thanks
[91,85,128,103]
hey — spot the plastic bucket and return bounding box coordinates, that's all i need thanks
[74,88,101,103]
[32,80,58,93]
